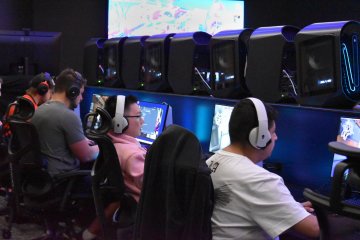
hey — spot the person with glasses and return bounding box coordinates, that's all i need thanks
[81,95,145,240]
[105,95,145,202]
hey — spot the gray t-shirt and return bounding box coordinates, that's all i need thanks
[31,101,85,176]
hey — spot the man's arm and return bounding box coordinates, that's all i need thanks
[70,138,99,163]
[290,214,320,238]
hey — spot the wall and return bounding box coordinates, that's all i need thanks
[32,0,107,72]
[245,0,360,28]
[0,0,33,30]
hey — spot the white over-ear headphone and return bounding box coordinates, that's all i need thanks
[113,95,129,133]
[247,97,272,149]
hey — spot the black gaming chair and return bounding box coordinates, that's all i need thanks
[3,97,91,239]
[304,141,360,240]
[134,124,213,240]
[84,107,137,240]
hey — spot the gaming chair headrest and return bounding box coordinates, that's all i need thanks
[84,107,113,136]
[30,72,55,96]
[7,96,35,121]
[247,97,272,149]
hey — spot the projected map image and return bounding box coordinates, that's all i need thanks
[108,0,244,38]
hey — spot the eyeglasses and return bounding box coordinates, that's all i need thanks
[124,115,143,119]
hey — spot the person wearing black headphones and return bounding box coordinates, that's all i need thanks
[31,68,99,239]
[206,98,319,240]
[31,68,98,176]
[2,72,55,140]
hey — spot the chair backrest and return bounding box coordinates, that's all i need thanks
[84,107,125,193]
[134,124,213,240]
[7,96,42,174]
[85,107,131,239]
[304,141,360,239]
[7,101,53,214]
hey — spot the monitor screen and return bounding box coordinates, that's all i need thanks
[108,0,245,38]
[209,104,234,152]
[138,101,170,145]
[87,94,110,129]
[299,36,336,96]
[212,41,236,87]
[330,117,360,177]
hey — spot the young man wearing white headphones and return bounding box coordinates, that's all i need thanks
[206,97,319,240]
[104,94,145,203]
[82,94,145,240]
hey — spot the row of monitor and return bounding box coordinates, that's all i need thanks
[84,20,360,109]
[88,93,357,179]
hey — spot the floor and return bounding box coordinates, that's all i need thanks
[0,196,45,240]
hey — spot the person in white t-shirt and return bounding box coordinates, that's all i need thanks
[206,97,319,240]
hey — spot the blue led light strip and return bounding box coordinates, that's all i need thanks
[352,35,359,87]
[342,43,356,92]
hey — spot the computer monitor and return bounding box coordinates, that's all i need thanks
[137,101,172,146]
[209,104,234,153]
[0,30,62,76]
[330,117,360,177]
[87,94,110,129]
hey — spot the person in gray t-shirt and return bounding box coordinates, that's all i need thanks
[32,68,98,176]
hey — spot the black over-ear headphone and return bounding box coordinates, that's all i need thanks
[113,95,129,133]
[247,97,272,149]
[66,70,82,101]
[30,72,54,96]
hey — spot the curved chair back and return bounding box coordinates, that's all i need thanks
[134,124,213,240]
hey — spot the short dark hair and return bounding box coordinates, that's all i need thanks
[228,98,278,145]
[54,68,87,93]
[104,95,139,118]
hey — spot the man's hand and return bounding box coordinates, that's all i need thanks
[302,201,314,213]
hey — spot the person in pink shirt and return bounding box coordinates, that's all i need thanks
[105,94,146,202]
[83,94,146,240]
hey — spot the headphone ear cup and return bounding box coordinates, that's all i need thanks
[249,127,272,149]
[37,82,49,96]
[67,86,80,100]
[113,116,129,133]
[249,127,259,149]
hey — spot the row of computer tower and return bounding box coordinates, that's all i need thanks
[83,20,360,109]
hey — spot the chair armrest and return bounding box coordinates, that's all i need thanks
[54,170,91,181]
[303,188,331,208]
[328,141,360,158]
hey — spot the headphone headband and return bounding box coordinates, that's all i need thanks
[247,97,272,149]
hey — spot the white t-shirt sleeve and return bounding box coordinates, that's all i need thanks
[246,172,310,238]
